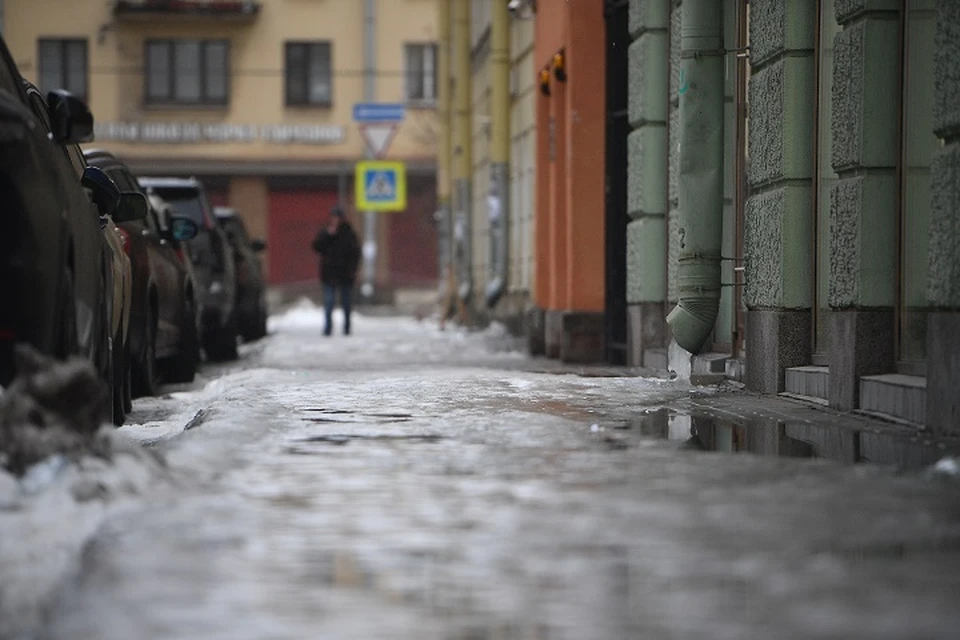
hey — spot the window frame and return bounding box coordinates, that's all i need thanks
[144,38,230,107]
[404,42,438,105]
[37,38,88,103]
[284,41,333,108]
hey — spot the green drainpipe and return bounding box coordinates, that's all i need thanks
[665,0,725,355]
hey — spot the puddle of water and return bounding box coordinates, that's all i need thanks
[295,433,446,447]
[612,408,960,472]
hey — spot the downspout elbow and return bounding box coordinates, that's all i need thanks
[486,277,505,309]
[666,258,721,354]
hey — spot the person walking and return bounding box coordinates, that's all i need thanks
[311,205,362,336]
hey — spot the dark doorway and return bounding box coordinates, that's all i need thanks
[604,0,629,365]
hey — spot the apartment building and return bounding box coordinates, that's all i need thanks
[5,0,441,294]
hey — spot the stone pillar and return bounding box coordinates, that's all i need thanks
[926,0,960,437]
[626,0,670,366]
[744,0,817,393]
[827,1,900,410]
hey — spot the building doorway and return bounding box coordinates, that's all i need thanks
[604,0,629,365]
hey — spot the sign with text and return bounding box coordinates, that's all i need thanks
[352,103,405,123]
[355,161,406,212]
[93,122,346,145]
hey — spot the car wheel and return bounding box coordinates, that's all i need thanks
[123,351,133,414]
[206,314,238,362]
[133,301,159,397]
[56,268,79,359]
[111,328,126,427]
[165,300,200,384]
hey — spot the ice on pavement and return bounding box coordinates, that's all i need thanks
[4,297,960,640]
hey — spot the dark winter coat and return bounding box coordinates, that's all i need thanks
[312,223,361,286]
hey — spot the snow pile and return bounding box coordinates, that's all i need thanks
[927,456,960,481]
[267,297,332,332]
[0,345,110,476]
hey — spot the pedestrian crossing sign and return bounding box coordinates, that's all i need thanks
[355,161,407,212]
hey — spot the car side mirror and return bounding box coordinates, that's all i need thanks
[114,192,148,223]
[250,239,267,252]
[170,215,199,242]
[47,90,94,144]
[81,166,120,216]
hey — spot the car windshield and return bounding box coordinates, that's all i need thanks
[148,187,206,226]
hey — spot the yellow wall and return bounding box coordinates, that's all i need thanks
[5,0,438,166]
[466,13,535,310]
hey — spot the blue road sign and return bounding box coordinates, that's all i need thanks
[352,103,405,123]
[355,161,406,211]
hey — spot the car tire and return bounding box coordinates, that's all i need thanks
[133,301,159,397]
[165,300,200,384]
[206,314,238,362]
[56,268,79,359]
[111,328,126,427]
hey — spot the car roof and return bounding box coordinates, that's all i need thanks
[213,206,238,219]
[138,176,204,189]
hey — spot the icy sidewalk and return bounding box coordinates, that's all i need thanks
[5,298,960,640]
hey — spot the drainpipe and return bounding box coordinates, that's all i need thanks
[361,0,377,299]
[454,0,473,302]
[485,0,511,308]
[665,0,725,354]
[437,0,453,300]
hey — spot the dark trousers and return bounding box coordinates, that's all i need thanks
[322,282,353,335]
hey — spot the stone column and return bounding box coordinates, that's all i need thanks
[827,1,900,410]
[626,0,670,366]
[926,0,960,436]
[744,0,817,393]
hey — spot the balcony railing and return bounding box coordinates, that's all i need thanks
[113,0,261,23]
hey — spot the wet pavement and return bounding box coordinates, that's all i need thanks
[4,299,960,640]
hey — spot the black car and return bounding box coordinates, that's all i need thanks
[213,206,268,341]
[84,150,203,395]
[137,177,239,361]
[0,35,146,414]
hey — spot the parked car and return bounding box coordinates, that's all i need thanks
[138,177,238,361]
[85,151,203,396]
[0,35,145,425]
[22,83,137,426]
[213,206,268,341]
[21,83,147,425]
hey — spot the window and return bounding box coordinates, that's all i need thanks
[285,42,332,106]
[38,39,87,101]
[405,43,437,103]
[145,39,229,105]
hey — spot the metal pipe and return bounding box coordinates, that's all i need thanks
[665,0,725,354]
[734,0,748,357]
[486,0,511,308]
[361,0,377,299]
[454,0,473,302]
[437,0,453,300]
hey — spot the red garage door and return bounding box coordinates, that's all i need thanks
[268,190,338,285]
[387,183,438,287]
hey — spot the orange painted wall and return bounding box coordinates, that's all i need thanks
[534,0,606,314]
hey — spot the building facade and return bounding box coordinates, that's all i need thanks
[438,0,957,434]
[437,0,536,330]
[616,0,957,434]
[5,0,441,297]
